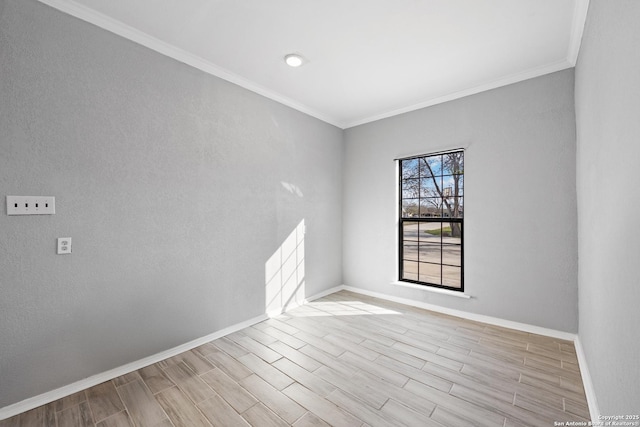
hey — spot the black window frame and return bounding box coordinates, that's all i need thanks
[398,150,464,292]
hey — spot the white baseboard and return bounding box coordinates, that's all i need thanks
[340,285,601,421]
[574,336,600,421]
[0,313,268,421]
[305,285,346,303]
[341,285,577,341]
[0,284,345,421]
[317,285,601,421]
[265,285,345,318]
[2,284,600,422]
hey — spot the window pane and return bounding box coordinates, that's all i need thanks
[443,223,462,242]
[442,243,461,266]
[402,260,418,281]
[443,199,463,219]
[419,243,441,264]
[419,222,438,240]
[420,177,440,197]
[442,202,453,218]
[454,198,464,218]
[419,263,441,285]
[403,222,420,241]
[402,158,419,179]
[421,155,442,177]
[456,173,464,190]
[420,199,441,217]
[442,152,464,175]
[402,178,420,199]
[419,222,443,241]
[442,175,463,197]
[403,241,419,261]
[402,199,419,218]
[442,265,462,288]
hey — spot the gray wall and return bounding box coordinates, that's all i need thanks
[0,0,343,408]
[575,0,640,414]
[343,70,578,332]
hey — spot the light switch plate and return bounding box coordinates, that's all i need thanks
[57,237,72,254]
[7,196,55,215]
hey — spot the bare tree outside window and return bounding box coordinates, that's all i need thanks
[399,151,464,290]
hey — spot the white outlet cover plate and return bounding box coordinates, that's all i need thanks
[57,237,72,254]
[6,196,55,215]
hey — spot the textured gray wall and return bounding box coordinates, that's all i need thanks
[0,0,343,408]
[575,0,640,414]
[343,70,578,332]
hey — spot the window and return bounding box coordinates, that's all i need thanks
[399,151,464,291]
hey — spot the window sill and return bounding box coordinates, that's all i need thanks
[390,281,472,299]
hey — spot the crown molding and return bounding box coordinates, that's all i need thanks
[36,0,342,128]
[568,0,591,65]
[343,59,574,128]
[37,0,588,130]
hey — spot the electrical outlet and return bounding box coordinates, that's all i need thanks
[7,196,55,215]
[57,237,72,254]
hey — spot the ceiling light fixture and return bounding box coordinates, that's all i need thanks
[284,53,304,67]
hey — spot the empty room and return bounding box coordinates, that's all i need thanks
[1,0,638,426]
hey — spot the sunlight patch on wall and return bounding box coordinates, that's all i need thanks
[281,181,304,197]
[265,220,305,315]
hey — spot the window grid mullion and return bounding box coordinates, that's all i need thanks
[399,151,463,292]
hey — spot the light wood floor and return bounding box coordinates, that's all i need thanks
[1,290,590,427]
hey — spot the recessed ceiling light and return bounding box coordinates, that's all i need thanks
[284,54,304,67]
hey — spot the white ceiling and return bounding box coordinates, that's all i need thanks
[39,0,589,129]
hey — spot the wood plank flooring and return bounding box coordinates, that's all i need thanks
[0,291,590,426]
